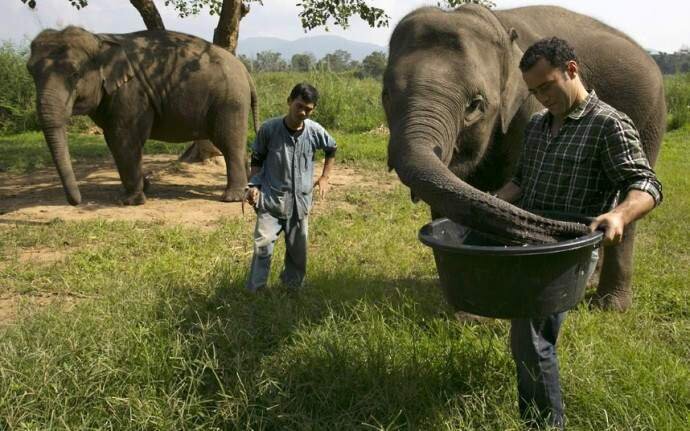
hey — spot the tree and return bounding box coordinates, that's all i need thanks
[255,51,288,72]
[318,49,352,72]
[238,54,254,72]
[358,51,387,78]
[291,53,316,72]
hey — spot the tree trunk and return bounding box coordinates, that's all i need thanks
[180,0,251,164]
[129,0,165,30]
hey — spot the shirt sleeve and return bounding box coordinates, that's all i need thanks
[248,124,269,187]
[250,124,269,167]
[601,115,663,206]
[317,128,337,158]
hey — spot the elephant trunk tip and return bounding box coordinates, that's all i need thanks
[66,190,82,206]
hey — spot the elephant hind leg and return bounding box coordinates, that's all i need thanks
[593,222,637,311]
[211,107,249,203]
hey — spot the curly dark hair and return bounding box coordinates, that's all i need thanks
[288,83,319,105]
[519,37,578,72]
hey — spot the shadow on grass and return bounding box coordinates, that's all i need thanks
[165,269,512,428]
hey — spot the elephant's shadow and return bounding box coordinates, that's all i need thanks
[0,155,231,217]
[165,270,512,427]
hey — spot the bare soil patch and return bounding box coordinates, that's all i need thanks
[0,155,398,229]
[0,293,82,326]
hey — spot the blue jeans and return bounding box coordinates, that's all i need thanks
[509,250,599,429]
[246,210,308,292]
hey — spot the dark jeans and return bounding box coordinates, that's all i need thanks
[510,312,566,429]
[508,249,598,429]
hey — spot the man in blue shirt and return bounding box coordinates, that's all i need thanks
[245,83,337,292]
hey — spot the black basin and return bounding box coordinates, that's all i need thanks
[418,215,603,319]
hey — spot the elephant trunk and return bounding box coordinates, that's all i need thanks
[389,106,588,244]
[38,88,81,205]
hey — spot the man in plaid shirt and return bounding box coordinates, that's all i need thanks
[494,37,662,429]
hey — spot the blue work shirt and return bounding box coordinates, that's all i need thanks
[249,117,337,220]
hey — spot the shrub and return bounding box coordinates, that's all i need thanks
[665,73,690,130]
[0,41,39,134]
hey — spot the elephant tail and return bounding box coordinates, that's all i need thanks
[248,72,260,134]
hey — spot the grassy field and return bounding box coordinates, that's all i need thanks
[0,123,688,429]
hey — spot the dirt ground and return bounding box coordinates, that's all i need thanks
[0,155,399,324]
[0,154,398,228]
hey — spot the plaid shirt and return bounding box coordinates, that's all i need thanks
[512,91,662,217]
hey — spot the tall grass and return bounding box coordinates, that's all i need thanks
[664,73,690,130]
[254,71,385,133]
[0,124,688,429]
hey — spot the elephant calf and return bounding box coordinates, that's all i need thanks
[27,26,258,205]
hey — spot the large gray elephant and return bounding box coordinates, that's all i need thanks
[27,26,259,205]
[383,5,665,310]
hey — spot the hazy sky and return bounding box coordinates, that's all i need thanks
[4,0,689,53]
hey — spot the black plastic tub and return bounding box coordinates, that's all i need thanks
[418,215,603,319]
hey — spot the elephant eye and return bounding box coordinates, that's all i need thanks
[464,95,485,126]
[466,95,484,112]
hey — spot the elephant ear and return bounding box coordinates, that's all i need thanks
[97,35,135,95]
[499,28,529,134]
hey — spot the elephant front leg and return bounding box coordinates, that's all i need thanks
[104,129,149,206]
[593,222,637,311]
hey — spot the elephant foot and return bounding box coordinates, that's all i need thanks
[121,191,146,206]
[221,188,246,203]
[590,290,632,312]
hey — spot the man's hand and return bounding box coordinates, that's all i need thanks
[590,211,626,246]
[314,175,330,199]
[245,187,260,207]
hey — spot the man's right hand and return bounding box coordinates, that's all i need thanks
[245,187,260,207]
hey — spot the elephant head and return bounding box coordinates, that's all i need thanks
[383,6,588,244]
[27,26,135,205]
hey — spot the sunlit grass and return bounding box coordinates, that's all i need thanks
[0,127,687,429]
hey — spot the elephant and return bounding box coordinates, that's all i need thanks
[27,26,259,206]
[383,5,665,311]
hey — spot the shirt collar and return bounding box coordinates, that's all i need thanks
[566,90,598,120]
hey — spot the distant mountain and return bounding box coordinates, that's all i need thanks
[237,35,386,61]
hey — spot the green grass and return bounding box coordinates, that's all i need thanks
[0,127,688,429]
[665,73,690,130]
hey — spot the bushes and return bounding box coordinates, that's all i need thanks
[0,42,39,134]
[665,73,690,131]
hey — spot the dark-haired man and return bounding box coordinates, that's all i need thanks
[494,37,662,428]
[245,83,337,293]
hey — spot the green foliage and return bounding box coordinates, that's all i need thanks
[317,49,352,72]
[254,50,288,72]
[253,71,384,132]
[0,42,39,134]
[357,50,387,79]
[290,52,316,72]
[298,0,389,31]
[442,0,495,8]
[665,73,690,130]
[652,50,690,75]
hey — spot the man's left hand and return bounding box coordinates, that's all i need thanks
[590,211,626,246]
[314,176,330,199]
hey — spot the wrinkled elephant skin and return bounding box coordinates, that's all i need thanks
[27,26,259,205]
[383,5,665,310]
